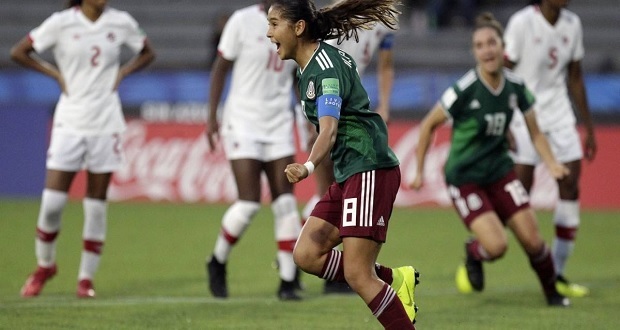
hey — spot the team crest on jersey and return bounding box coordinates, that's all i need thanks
[509,93,517,110]
[107,32,116,42]
[306,80,316,100]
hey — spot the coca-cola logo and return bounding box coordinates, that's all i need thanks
[110,121,238,203]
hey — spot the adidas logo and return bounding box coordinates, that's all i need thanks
[377,216,385,227]
[469,99,481,109]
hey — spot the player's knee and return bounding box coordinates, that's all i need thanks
[221,200,261,234]
[486,241,508,260]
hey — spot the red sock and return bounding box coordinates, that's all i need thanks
[368,283,414,329]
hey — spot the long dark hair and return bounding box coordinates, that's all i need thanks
[66,0,82,8]
[269,0,400,43]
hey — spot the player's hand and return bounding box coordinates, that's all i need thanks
[584,131,597,161]
[408,173,424,191]
[284,163,309,184]
[206,120,219,152]
[548,162,570,180]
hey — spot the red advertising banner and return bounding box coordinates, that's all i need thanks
[69,120,620,209]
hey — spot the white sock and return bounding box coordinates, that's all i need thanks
[35,189,68,267]
[552,200,580,275]
[212,200,260,263]
[273,194,302,281]
[79,198,107,280]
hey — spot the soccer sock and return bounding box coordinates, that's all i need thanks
[35,189,67,267]
[272,194,302,282]
[552,200,579,276]
[319,250,395,285]
[466,239,492,261]
[302,194,320,220]
[377,264,394,285]
[212,200,260,263]
[368,283,415,330]
[320,249,346,281]
[528,244,558,298]
[79,198,107,280]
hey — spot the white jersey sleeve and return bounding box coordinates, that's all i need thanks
[217,10,243,61]
[120,11,147,53]
[30,12,63,53]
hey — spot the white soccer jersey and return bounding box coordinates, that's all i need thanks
[504,5,584,131]
[326,24,395,75]
[217,4,297,142]
[30,7,146,135]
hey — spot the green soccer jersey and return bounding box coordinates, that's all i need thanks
[298,42,399,183]
[441,68,535,186]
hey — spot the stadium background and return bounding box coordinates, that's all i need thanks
[1,0,619,209]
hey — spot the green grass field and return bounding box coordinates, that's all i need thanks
[1,199,619,329]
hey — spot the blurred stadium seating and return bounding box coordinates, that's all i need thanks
[0,0,617,72]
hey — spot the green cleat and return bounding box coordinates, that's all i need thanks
[391,266,419,324]
[556,275,589,298]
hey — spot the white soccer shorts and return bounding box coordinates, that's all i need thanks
[46,131,124,173]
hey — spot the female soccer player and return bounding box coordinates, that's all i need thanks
[302,0,399,295]
[504,0,595,298]
[205,1,303,301]
[11,0,155,298]
[409,12,570,307]
[267,1,418,328]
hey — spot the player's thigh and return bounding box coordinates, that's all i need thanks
[47,131,87,172]
[339,167,401,242]
[469,211,508,257]
[547,125,583,164]
[85,133,123,173]
[229,158,263,201]
[263,155,295,199]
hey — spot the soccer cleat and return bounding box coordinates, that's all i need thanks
[207,256,228,298]
[273,259,305,291]
[546,292,571,307]
[323,280,355,294]
[277,280,302,301]
[391,266,419,324]
[21,265,57,298]
[556,275,589,298]
[456,241,484,293]
[77,279,96,298]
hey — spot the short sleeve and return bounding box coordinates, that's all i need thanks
[571,16,585,61]
[29,12,62,53]
[122,12,147,54]
[440,86,460,119]
[217,11,242,61]
[503,14,524,64]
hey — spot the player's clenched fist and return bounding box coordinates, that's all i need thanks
[284,163,309,183]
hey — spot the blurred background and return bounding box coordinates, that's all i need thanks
[1,0,619,206]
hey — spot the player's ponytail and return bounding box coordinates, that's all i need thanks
[270,0,400,43]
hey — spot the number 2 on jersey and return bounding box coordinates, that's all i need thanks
[91,46,101,67]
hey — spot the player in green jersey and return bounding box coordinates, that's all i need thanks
[409,12,571,307]
[267,0,419,328]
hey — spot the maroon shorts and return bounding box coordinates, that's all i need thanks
[448,170,530,228]
[310,166,401,243]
